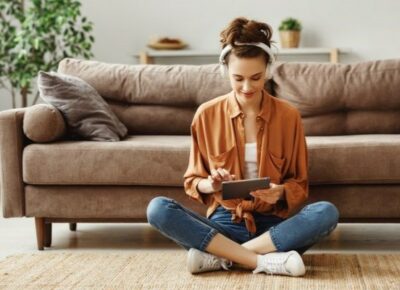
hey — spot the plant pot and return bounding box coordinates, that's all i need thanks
[279,30,301,48]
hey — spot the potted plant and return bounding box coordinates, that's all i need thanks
[0,0,95,108]
[278,17,302,48]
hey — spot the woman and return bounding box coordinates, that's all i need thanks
[147,17,339,276]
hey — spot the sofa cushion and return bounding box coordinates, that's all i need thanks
[38,71,128,141]
[57,58,232,107]
[23,136,191,186]
[108,101,195,135]
[307,135,400,184]
[272,59,400,135]
[23,104,66,143]
[22,135,400,186]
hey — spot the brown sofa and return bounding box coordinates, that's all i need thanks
[1,58,399,250]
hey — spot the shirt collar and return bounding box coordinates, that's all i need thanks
[227,89,273,123]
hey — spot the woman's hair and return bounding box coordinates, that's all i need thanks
[219,17,274,65]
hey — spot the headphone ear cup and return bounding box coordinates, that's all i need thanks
[266,64,274,80]
[265,67,269,78]
[220,63,227,77]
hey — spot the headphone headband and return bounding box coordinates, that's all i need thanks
[219,42,275,65]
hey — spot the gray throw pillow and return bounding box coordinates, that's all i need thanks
[38,71,128,141]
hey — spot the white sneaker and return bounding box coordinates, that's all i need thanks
[187,248,232,274]
[253,250,306,276]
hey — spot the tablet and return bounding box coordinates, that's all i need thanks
[222,177,271,200]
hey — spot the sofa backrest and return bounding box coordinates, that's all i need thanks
[58,58,232,135]
[272,60,400,135]
[58,58,400,136]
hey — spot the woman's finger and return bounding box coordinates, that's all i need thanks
[222,168,231,179]
[217,168,227,179]
[255,189,270,195]
[250,191,260,196]
[211,169,222,181]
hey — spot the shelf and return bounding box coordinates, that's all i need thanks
[277,47,350,55]
[134,47,351,64]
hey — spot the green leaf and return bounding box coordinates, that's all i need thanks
[57,16,64,24]
[82,25,91,32]
[33,38,40,49]
[279,17,302,31]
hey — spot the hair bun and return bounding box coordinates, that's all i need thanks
[220,17,273,48]
[219,17,275,67]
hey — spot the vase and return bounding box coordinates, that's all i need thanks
[279,30,301,48]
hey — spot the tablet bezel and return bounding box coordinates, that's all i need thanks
[221,177,271,200]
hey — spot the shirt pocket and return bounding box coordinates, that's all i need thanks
[209,145,237,170]
[268,152,286,182]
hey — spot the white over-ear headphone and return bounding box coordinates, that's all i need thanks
[219,42,276,79]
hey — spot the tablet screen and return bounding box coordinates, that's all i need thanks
[222,177,271,200]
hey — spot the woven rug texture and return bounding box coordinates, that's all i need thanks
[0,251,399,289]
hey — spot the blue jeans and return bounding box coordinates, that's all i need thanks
[146,197,339,255]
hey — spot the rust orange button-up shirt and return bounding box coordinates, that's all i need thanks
[183,89,309,233]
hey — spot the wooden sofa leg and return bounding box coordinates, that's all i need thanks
[35,217,45,251]
[44,223,52,247]
[69,223,77,231]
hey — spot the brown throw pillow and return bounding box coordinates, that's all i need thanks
[23,104,66,143]
[38,71,128,141]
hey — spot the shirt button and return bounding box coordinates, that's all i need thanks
[260,127,264,131]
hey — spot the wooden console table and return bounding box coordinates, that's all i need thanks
[135,47,350,64]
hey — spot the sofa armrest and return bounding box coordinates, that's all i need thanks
[0,108,28,217]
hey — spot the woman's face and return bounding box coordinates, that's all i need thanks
[227,53,267,102]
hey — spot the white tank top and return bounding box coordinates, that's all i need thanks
[244,142,258,179]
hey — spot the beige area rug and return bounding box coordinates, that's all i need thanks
[0,250,399,290]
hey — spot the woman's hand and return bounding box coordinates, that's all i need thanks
[197,168,236,194]
[208,168,236,192]
[250,183,285,204]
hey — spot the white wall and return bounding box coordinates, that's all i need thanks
[1,0,400,110]
[81,0,400,64]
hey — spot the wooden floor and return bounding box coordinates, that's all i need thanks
[1,215,400,260]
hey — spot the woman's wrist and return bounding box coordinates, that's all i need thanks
[197,178,217,194]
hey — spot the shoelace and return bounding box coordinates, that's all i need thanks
[202,254,224,271]
[262,255,289,275]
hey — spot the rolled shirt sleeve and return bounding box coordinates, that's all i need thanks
[183,118,211,205]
